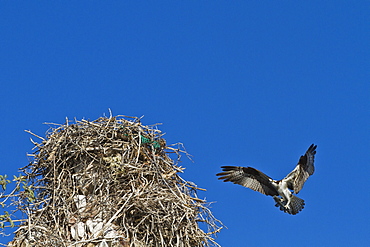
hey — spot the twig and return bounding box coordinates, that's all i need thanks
[24,130,46,141]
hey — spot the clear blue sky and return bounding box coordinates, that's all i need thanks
[1,2,369,246]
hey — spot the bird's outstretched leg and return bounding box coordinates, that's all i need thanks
[274,195,297,214]
[273,196,286,212]
[286,194,305,215]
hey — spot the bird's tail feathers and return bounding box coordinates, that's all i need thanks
[273,195,305,215]
[289,194,305,215]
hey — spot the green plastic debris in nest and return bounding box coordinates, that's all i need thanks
[118,125,160,149]
[140,135,161,149]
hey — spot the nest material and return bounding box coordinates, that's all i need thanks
[9,116,222,247]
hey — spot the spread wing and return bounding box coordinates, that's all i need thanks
[216,166,279,196]
[285,144,317,194]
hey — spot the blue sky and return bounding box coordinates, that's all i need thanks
[1,1,369,246]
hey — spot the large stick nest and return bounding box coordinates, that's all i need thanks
[9,116,222,247]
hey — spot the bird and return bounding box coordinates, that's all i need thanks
[216,144,317,215]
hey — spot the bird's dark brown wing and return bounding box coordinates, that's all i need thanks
[285,144,317,193]
[216,166,279,196]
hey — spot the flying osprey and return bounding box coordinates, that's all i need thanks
[216,144,317,215]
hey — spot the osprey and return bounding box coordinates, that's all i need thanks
[216,144,317,215]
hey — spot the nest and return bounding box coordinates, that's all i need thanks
[8,115,222,247]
